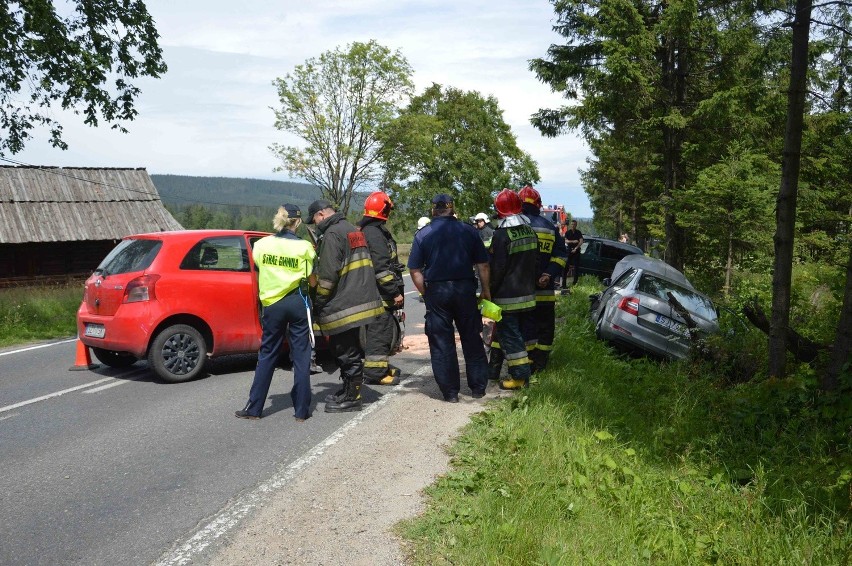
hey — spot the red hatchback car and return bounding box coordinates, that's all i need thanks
[77,230,276,383]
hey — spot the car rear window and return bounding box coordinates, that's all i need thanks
[637,274,716,320]
[95,239,162,275]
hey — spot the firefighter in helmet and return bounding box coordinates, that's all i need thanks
[358,191,405,385]
[518,184,568,372]
[488,189,538,389]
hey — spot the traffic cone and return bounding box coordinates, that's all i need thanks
[69,338,99,371]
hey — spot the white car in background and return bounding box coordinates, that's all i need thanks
[590,255,719,360]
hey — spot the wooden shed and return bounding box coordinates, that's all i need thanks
[0,166,183,284]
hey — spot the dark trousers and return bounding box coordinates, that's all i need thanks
[494,311,532,381]
[244,292,312,419]
[566,252,580,284]
[329,327,364,383]
[424,279,488,399]
[528,300,556,370]
[363,308,396,381]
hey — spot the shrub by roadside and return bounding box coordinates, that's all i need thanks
[399,281,851,565]
[0,283,81,347]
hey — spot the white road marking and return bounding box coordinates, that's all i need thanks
[155,362,433,566]
[82,369,149,393]
[0,377,115,414]
[0,338,76,357]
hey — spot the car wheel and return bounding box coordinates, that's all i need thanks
[595,310,607,339]
[92,348,138,368]
[148,324,207,383]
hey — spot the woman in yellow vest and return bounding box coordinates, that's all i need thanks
[236,203,316,421]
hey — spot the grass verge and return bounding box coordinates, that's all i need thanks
[399,281,851,565]
[0,283,81,348]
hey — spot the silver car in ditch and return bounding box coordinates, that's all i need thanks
[590,255,718,360]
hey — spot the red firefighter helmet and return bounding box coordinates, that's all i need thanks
[363,191,393,220]
[518,185,542,208]
[494,189,522,218]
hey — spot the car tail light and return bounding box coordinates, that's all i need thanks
[617,296,639,316]
[124,274,160,303]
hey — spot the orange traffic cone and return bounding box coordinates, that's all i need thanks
[69,338,99,371]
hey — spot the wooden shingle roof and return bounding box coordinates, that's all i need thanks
[0,166,183,243]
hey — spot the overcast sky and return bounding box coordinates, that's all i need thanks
[12,0,593,216]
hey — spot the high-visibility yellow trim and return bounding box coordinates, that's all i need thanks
[317,287,331,296]
[320,305,385,331]
[507,356,530,367]
[551,257,567,268]
[536,344,553,351]
[340,258,372,276]
[491,341,502,350]
[535,295,557,302]
[364,360,389,368]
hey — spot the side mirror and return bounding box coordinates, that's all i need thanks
[602,278,612,287]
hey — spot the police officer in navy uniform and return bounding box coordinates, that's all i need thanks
[308,199,385,413]
[518,185,568,372]
[236,203,316,421]
[407,193,491,402]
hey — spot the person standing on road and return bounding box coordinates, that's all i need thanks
[473,212,494,247]
[308,199,385,413]
[487,189,538,390]
[359,191,405,386]
[236,203,316,421]
[518,185,568,373]
[564,219,584,287]
[408,193,491,402]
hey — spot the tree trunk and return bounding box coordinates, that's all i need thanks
[661,31,687,272]
[769,0,812,378]
[823,243,852,390]
[725,226,733,297]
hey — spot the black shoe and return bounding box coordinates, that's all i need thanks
[235,410,260,420]
[324,387,345,403]
[324,397,363,412]
[444,395,459,403]
[471,391,485,399]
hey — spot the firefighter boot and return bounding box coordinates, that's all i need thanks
[488,349,504,382]
[324,383,346,403]
[377,365,400,386]
[324,378,363,413]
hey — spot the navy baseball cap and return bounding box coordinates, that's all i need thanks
[282,203,301,218]
[431,193,454,208]
[307,199,333,223]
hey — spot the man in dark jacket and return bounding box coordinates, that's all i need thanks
[359,191,405,386]
[408,193,491,402]
[488,189,538,390]
[518,185,568,372]
[308,199,385,412]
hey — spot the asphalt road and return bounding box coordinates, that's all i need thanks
[0,276,427,566]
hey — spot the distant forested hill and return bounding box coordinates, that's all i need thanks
[151,174,322,211]
[150,174,369,230]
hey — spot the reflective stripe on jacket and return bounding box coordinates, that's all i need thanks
[313,212,385,334]
[489,214,538,313]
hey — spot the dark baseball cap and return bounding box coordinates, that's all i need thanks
[307,199,334,223]
[282,203,301,218]
[431,193,453,208]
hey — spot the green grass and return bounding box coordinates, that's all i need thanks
[0,283,82,347]
[399,280,852,565]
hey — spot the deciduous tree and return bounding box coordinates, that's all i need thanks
[380,83,539,220]
[0,0,167,155]
[270,40,413,215]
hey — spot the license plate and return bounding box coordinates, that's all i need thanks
[654,314,685,335]
[84,324,106,338]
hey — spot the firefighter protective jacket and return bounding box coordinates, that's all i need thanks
[522,203,569,302]
[358,217,405,309]
[489,214,538,313]
[313,212,384,335]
